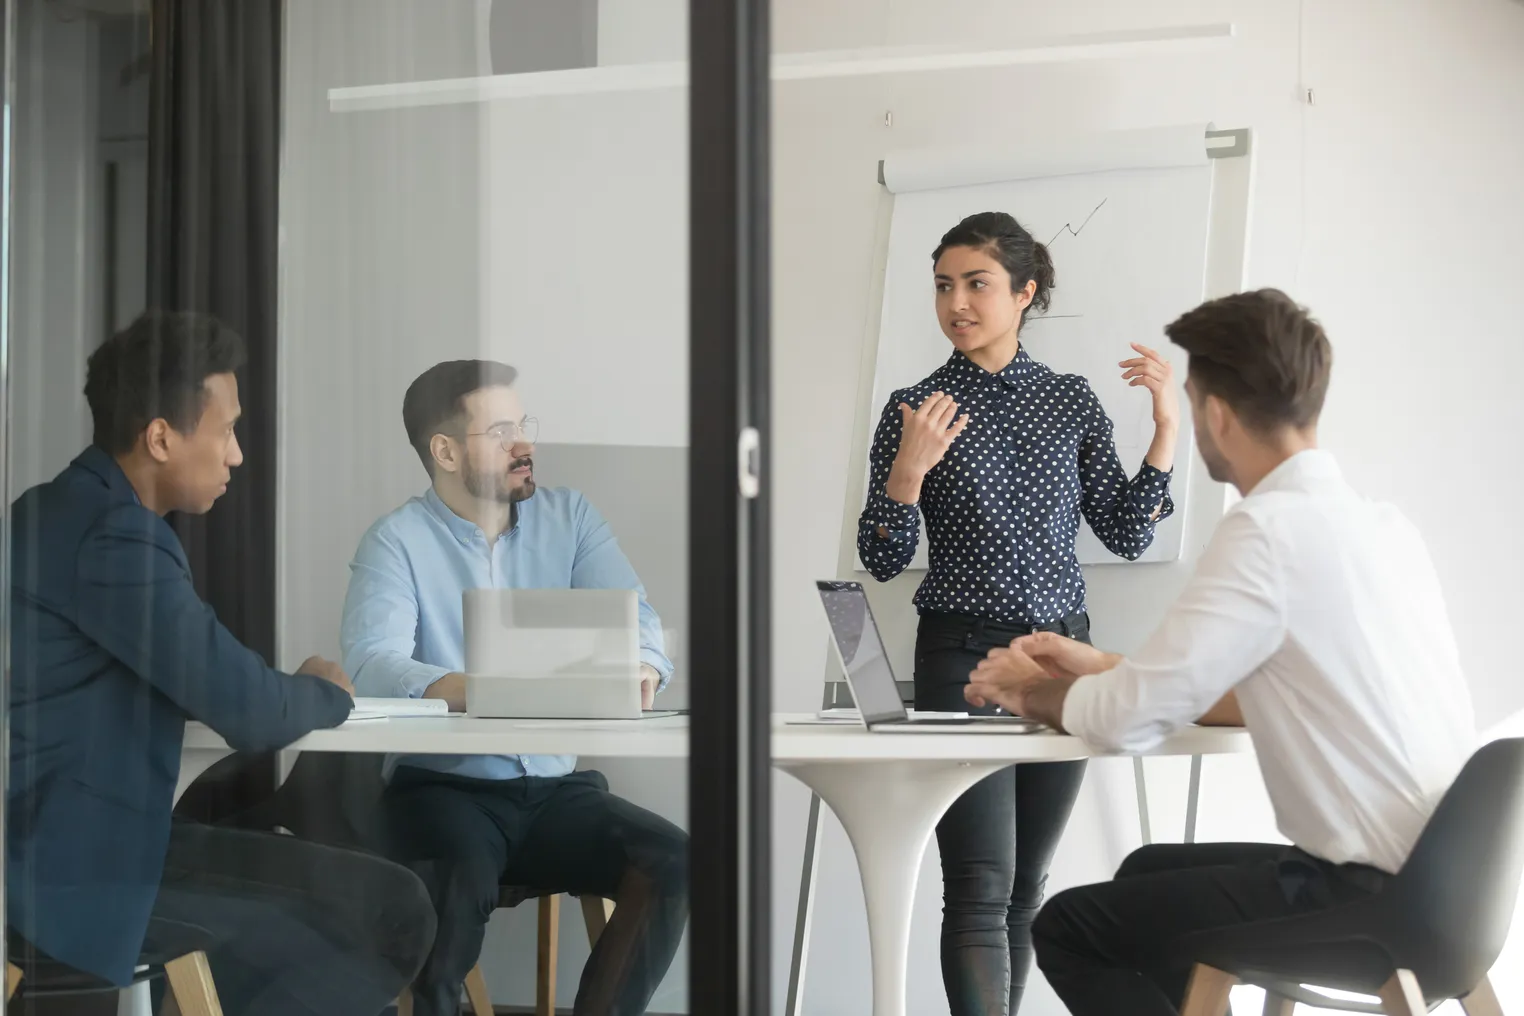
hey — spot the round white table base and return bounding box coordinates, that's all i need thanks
[779,758,1008,1016]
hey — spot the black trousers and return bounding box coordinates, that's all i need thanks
[381,767,689,1016]
[914,611,1092,1016]
[147,821,435,1016]
[1034,842,1388,1015]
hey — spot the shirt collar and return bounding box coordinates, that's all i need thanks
[1248,448,1343,497]
[423,487,488,541]
[943,345,1044,387]
[422,486,531,543]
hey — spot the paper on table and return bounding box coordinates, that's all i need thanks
[351,697,451,718]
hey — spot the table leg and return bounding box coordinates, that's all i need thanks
[117,972,151,1016]
[1133,756,1153,845]
[785,792,823,1016]
[779,760,1007,1016]
[1184,754,1202,844]
[119,751,233,1016]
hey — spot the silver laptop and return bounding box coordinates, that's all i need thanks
[815,580,1043,732]
[463,588,677,720]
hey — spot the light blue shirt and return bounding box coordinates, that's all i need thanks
[341,486,673,781]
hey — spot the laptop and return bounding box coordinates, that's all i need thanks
[813,580,1043,733]
[463,588,680,720]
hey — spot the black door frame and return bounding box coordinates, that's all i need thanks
[687,0,772,1012]
[0,0,15,986]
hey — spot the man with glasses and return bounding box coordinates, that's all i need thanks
[341,359,688,1016]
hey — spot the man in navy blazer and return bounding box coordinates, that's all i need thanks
[7,312,434,1015]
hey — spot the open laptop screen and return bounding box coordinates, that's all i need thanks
[816,580,909,725]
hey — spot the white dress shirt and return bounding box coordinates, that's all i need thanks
[1063,449,1475,873]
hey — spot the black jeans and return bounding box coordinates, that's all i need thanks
[382,767,689,1016]
[1033,842,1387,1015]
[914,611,1092,1016]
[147,820,435,1016]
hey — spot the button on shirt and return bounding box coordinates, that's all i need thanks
[341,487,673,781]
[1063,450,1476,873]
[859,349,1174,625]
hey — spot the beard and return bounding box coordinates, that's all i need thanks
[463,453,536,503]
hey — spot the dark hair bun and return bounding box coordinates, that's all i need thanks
[932,212,1055,323]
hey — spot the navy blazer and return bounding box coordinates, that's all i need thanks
[6,447,352,984]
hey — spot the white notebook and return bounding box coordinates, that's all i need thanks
[347,697,454,722]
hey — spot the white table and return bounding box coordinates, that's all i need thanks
[178,715,1252,1016]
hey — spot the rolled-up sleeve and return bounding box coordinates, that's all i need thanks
[1062,509,1284,753]
[341,528,450,699]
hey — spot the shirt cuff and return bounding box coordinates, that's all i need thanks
[865,490,920,539]
[395,661,452,699]
[640,649,674,691]
[1061,672,1101,742]
[1129,462,1176,522]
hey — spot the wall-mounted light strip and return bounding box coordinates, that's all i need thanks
[327,22,1234,113]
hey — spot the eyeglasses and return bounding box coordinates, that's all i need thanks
[464,417,539,450]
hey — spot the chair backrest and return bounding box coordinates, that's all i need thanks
[270,752,390,851]
[1390,737,1524,992]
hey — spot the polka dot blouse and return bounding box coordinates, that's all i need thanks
[858,347,1174,626]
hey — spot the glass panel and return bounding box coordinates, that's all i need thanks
[4,2,702,1014]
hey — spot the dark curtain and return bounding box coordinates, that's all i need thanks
[147,0,282,822]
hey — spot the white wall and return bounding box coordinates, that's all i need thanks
[762,0,1524,1014]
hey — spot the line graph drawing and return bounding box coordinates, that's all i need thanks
[1047,197,1108,246]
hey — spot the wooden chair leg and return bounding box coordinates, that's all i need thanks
[1461,976,1506,1016]
[1378,970,1427,1016]
[535,894,561,1016]
[463,965,493,1016]
[580,896,614,947]
[6,962,21,1002]
[396,986,414,1016]
[163,951,223,1016]
[1180,963,1238,1016]
[1261,988,1296,1016]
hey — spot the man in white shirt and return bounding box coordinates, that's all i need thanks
[964,288,1476,1016]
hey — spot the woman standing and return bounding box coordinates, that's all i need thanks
[857,211,1178,1015]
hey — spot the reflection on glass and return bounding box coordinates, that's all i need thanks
[7,0,693,1013]
[8,312,432,1015]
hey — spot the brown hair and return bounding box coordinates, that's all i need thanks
[402,359,519,475]
[1165,288,1332,431]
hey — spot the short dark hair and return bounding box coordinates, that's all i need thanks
[402,360,519,475]
[1165,288,1332,431]
[84,310,247,454]
[932,211,1056,325]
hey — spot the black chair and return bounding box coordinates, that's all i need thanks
[251,751,612,1016]
[1176,737,1524,1016]
[7,923,224,1015]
